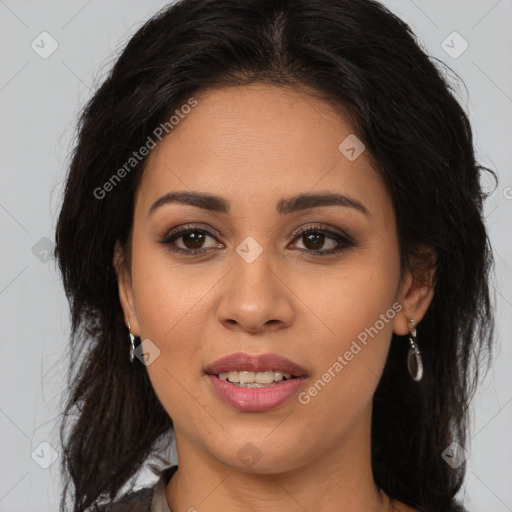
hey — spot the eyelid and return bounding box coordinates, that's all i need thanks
[159,222,355,256]
[291,222,352,240]
[161,223,222,241]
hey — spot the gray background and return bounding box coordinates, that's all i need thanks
[0,1,511,511]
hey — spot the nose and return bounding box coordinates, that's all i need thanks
[216,248,295,334]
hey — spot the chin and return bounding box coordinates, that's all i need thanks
[211,439,309,475]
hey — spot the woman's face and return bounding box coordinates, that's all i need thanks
[116,83,430,474]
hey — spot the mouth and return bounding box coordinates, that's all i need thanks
[215,370,298,388]
[204,353,308,412]
[204,352,308,389]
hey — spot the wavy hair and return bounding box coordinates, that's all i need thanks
[54,0,496,510]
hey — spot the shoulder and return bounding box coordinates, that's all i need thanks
[92,486,154,512]
[392,499,469,512]
[91,465,178,512]
[450,503,469,512]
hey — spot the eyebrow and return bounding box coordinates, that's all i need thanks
[148,191,370,217]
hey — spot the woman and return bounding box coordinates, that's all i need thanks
[54,0,496,511]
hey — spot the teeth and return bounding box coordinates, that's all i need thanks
[228,371,240,383]
[256,371,275,384]
[218,370,294,386]
[272,371,284,382]
[240,371,257,384]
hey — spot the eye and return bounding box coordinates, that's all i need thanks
[160,225,222,255]
[290,225,354,256]
[160,224,355,257]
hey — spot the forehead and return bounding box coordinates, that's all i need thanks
[137,84,392,224]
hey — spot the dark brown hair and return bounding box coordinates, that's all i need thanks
[54,0,496,510]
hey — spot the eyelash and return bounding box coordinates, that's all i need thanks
[159,224,355,257]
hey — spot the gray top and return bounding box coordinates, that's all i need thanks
[150,465,175,512]
[99,465,177,511]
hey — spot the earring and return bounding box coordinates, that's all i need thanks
[127,321,136,363]
[407,319,423,382]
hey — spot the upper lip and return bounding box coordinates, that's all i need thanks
[204,352,308,377]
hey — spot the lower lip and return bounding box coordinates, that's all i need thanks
[207,375,307,412]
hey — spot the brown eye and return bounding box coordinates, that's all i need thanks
[291,226,355,257]
[180,230,207,250]
[299,232,333,251]
[160,226,221,255]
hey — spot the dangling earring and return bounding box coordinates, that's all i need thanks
[127,321,136,363]
[407,319,423,382]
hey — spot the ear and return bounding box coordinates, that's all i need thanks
[392,245,436,336]
[113,240,140,336]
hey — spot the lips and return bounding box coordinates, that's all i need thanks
[204,352,308,378]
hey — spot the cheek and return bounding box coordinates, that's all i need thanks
[299,249,401,403]
[304,244,400,341]
[129,245,211,421]
[130,239,210,337]
[128,244,206,382]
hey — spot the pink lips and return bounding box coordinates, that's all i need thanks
[204,352,308,412]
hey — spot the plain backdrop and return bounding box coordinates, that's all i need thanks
[0,1,511,511]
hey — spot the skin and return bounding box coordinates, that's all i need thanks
[114,83,435,512]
